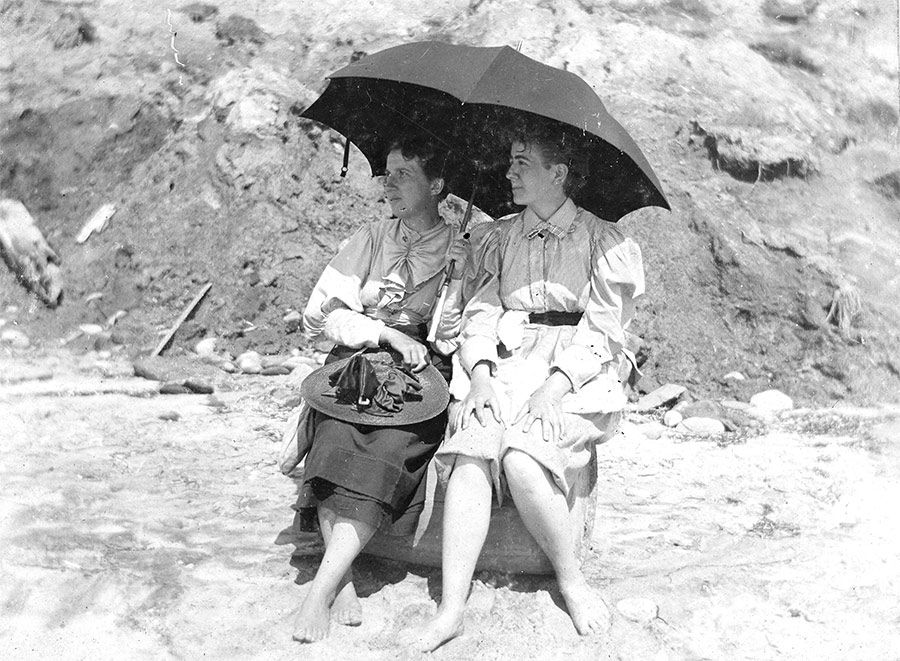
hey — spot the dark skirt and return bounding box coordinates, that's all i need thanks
[297,339,451,536]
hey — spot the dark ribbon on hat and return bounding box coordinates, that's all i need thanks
[328,352,423,414]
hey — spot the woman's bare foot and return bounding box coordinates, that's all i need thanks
[292,588,331,643]
[332,580,362,626]
[559,576,611,635]
[406,608,464,652]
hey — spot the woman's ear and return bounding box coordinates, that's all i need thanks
[430,177,446,197]
[552,163,569,187]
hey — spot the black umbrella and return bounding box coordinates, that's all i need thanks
[302,41,669,222]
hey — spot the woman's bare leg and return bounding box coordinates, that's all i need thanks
[502,449,610,635]
[411,456,493,652]
[317,507,363,626]
[292,505,376,642]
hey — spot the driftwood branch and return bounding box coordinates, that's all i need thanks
[152,283,212,357]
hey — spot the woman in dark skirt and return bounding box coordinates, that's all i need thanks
[291,133,464,643]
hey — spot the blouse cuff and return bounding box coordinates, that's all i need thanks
[323,308,385,348]
[459,335,499,375]
[552,344,607,392]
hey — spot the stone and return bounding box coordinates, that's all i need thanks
[680,399,726,420]
[663,409,683,427]
[194,337,218,356]
[133,356,219,382]
[261,364,292,376]
[78,323,103,336]
[160,382,192,395]
[283,310,302,333]
[109,329,129,345]
[0,366,53,384]
[722,371,746,381]
[236,351,262,374]
[272,387,302,409]
[220,361,237,373]
[636,421,668,440]
[635,384,686,410]
[1,328,30,348]
[616,597,659,623]
[677,417,726,434]
[159,411,181,421]
[184,379,214,394]
[761,0,819,22]
[750,389,793,412]
[0,53,13,72]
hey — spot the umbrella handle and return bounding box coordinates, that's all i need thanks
[340,137,351,177]
[426,276,451,343]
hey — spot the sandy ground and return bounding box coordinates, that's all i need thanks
[1,352,899,660]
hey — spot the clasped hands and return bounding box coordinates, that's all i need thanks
[455,365,572,444]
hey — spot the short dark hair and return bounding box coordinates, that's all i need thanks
[510,118,590,199]
[386,133,450,199]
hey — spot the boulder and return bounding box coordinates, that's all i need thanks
[750,389,794,412]
[680,399,726,420]
[677,417,726,434]
[237,351,263,374]
[635,384,687,410]
[663,409,683,427]
[0,199,63,308]
[690,121,817,182]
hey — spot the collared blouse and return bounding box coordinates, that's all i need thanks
[303,217,457,349]
[455,198,644,412]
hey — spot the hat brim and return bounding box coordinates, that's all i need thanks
[300,353,450,426]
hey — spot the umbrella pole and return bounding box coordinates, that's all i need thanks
[426,176,479,343]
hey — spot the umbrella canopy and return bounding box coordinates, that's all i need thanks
[302,41,670,221]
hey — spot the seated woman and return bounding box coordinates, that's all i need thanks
[413,120,645,650]
[292,133,464,643]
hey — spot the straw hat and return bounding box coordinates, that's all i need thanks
[300,349,449,426]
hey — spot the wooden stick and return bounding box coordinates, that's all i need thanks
[151,283,212,357]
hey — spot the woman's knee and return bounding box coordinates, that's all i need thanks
[502,448,540,482]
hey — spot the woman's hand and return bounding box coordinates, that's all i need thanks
[455,363,503,429]
[514,370,573,444]
[447,234,470,280]
[380,327,429,372]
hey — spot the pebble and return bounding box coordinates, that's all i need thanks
[78,323,104,335]
[722,371,746,381]
[663,409,683,427]
[283,310,302,333]
[616,597,659,623]
[159,411,181,421]
[676,417,726,435]
[220,361,238,373]
[0,53,13,72]
[1,328,30,348]
[749,389,793,413]
[194,337,218,356]
[237,351,262,374]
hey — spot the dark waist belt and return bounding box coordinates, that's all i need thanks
[527,311,582,326]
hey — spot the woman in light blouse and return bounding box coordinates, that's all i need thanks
[414,120,645,650]
[292,133,462,643]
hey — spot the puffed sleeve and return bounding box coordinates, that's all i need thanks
[456,222,506,373]
[552,232,644,391]
[302,224,386,348]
